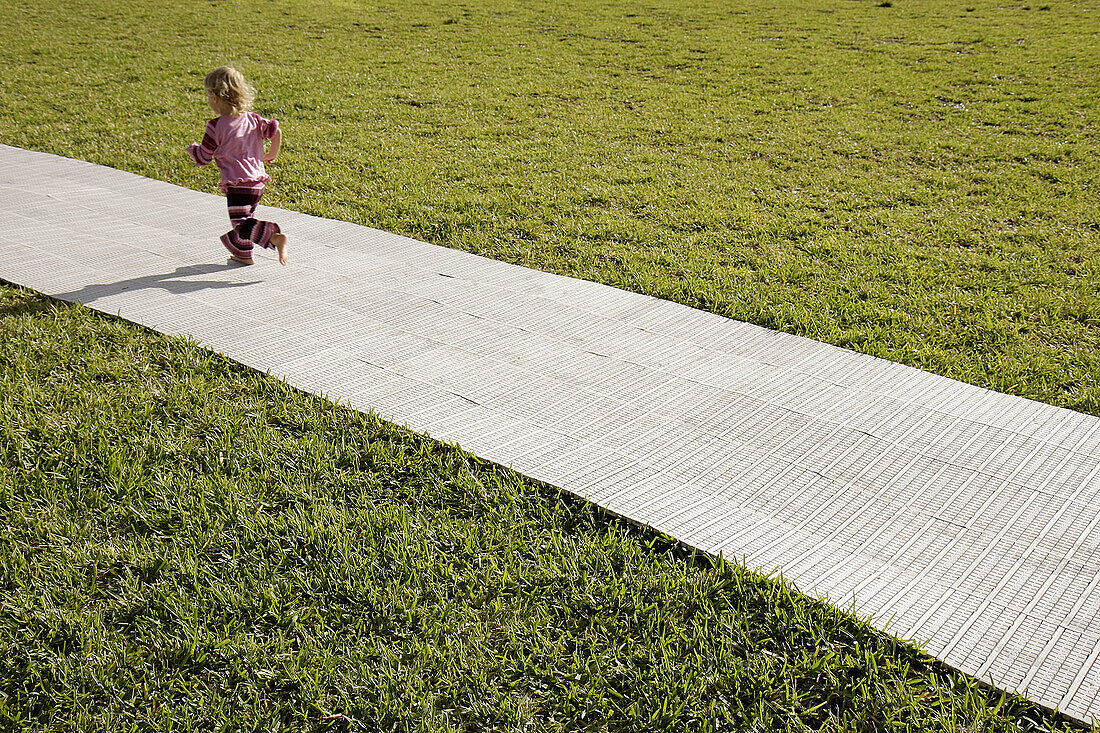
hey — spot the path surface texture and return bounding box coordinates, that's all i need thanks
[3,144,1100,722]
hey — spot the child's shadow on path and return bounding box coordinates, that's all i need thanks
[52,263,261,305]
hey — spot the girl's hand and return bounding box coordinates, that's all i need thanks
[263,150,279,163]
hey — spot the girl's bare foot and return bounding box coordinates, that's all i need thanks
[229,254,254,265]
[272,232,289,265]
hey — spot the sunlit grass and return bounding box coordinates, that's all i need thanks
[0,0,1096,413]
[0,283,1085,731]
[2,0,1099,729]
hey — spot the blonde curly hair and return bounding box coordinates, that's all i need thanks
[204,66,255,115]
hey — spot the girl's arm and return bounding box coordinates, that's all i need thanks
[188,119,218,166]
[263,127,282,163]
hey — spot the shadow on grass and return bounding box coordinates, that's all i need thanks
[0,278,66,318]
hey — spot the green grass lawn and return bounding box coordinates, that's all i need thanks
[0,283,1083,732]
[1,0,1099,729]
[1,0,1097,414]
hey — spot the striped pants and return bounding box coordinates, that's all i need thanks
[220,184,280,259]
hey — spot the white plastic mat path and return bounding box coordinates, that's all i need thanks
[3,144,1100,724]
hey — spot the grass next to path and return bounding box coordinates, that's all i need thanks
[0,282,1084,732]
[1,0,1099,730]
[0,0,1097,414]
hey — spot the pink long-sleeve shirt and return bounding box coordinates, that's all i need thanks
[187,112,279,191]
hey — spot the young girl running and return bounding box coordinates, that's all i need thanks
[188,66,288,265]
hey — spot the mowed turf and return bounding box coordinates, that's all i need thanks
[0,283,1084,732]
[0,0,1098,730]
[0,0,1097,414]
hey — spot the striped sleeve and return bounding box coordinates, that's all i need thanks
[187,119,218,166]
